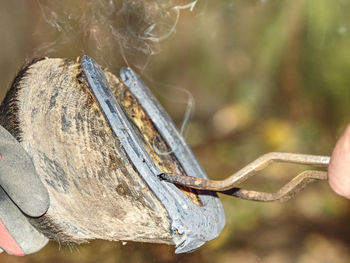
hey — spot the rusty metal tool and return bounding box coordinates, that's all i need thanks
[160,152,329,202]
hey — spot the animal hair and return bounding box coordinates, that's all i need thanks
[0,58,45,141]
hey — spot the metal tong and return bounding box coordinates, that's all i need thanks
[160,152,330,202]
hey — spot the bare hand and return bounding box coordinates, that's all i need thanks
[328,125,350,199]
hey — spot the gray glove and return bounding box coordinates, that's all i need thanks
[0,125,49,255]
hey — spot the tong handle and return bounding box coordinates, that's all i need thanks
[220,170,327,202]
[159,152,330,202]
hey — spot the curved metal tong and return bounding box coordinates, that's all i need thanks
[159,152,330,202]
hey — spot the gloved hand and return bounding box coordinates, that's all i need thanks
[0,125,49,255]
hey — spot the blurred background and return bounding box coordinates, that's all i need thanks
[1,0,350,262]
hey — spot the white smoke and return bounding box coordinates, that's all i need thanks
[35,0,198,71]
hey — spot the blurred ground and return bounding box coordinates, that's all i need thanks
[1,0,350,262]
